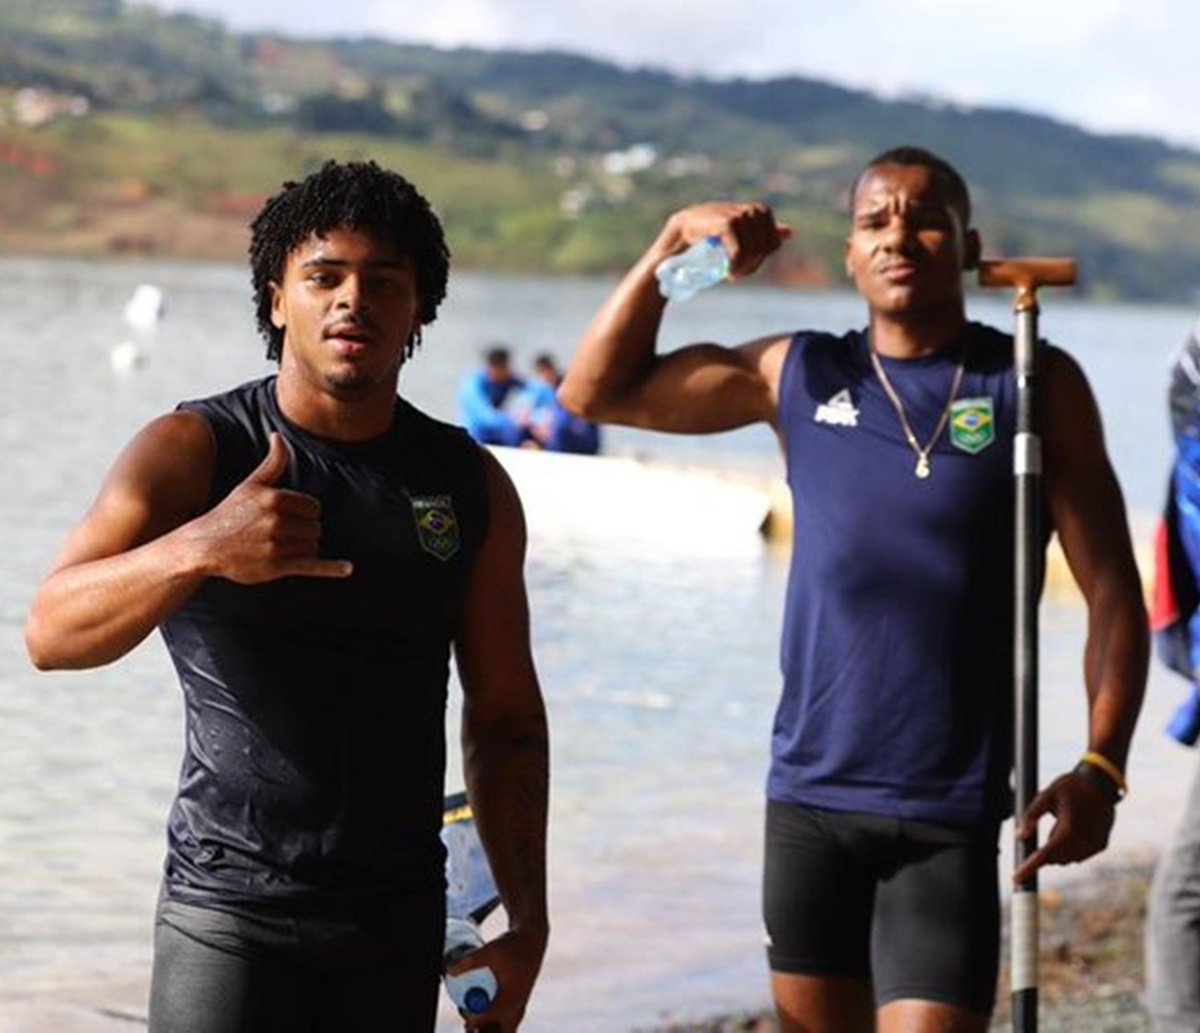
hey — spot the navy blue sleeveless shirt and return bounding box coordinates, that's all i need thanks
[769,323,1050,828]
[159,377,487,905]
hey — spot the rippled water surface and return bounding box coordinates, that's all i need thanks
[1,255,1197,1028]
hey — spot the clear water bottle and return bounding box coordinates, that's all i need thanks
[655,235,730,301]
[443,915,498,1015]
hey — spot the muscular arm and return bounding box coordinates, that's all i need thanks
[26,413,350,671]
[1014,348,1148,879]
[1044,349,1147,768]
[453,450,549,1026]
[557,202,792,434]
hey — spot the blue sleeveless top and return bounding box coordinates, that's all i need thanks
[159,377,487,904]
[769,323,1043,828]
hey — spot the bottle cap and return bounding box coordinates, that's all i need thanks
[463,986,492,1014]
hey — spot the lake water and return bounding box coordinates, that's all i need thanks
[1,254,1199,1030]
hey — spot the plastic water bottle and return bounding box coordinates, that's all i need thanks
[654,236,729,301]
[443,915,498,1015]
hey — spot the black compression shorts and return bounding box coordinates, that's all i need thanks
[763,800,1000,1012]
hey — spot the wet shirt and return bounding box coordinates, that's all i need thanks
[159,377,488,905]
[769,324,1043,828]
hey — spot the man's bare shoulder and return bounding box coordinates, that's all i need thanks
[735,330,802,392]
[113,409,214,478]
[94,410,217,525]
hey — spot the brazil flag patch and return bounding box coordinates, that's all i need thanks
[411,495,460,561]
[949,397,995,454]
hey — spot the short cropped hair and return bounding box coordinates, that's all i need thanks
[849,146,972,225]
[249,159,450,362]
[484,346,511,368]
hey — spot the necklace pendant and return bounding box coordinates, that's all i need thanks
[915,456,931,479]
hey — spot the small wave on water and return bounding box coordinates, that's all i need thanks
[575,685,676,711]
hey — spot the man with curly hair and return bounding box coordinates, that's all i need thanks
[26,160,550,1032]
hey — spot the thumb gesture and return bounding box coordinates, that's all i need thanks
[188,431,353,584]
[246,432,291,487]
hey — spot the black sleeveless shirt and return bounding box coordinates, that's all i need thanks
[159,377,488,905]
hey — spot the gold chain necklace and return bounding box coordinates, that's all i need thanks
[868,345,966,480]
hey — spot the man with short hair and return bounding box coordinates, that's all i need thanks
[459,345,527,446]
[26,160,549,1032]
[559,146,1147,1031]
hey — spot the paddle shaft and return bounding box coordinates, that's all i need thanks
[1011,300,1042,1033]
[977,258,1077,1033]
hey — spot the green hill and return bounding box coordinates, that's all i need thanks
[2,0,1199,301]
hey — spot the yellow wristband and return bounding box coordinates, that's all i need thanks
[1079,751,1127,797]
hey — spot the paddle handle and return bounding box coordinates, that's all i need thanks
[978,258,1077,312]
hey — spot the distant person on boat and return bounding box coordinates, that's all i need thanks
[459,344,528,446]
[1146,316,1200,1033]
[515,353,601,455]
[560,146,1147,1032]
[24,160,549,1033]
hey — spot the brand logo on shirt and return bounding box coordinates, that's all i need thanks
[813,389,859,428]
[949,397,995,454]
[411,495,460,561]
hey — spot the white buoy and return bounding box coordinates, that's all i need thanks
[123,283,166,331]
[110,339,145,374]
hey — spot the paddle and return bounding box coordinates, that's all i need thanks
[978,258,1077,1033]
[443,790,502,924]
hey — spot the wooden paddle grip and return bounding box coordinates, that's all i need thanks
[977,258,1077,311]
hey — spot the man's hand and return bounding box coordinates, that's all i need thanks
[445,924,548,1032]
[1012,768,1117,884]
[662,201,793,280]
[187,433,352,583]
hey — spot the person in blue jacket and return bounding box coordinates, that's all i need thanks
[1146,316,1200,1033]
[516,354,601,455]
[458,345,527,446]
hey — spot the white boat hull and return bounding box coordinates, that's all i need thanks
[487,446,774,556]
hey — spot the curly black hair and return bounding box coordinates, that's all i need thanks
[249,159,450,362]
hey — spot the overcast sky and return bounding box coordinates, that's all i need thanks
[146,0,1200,151]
